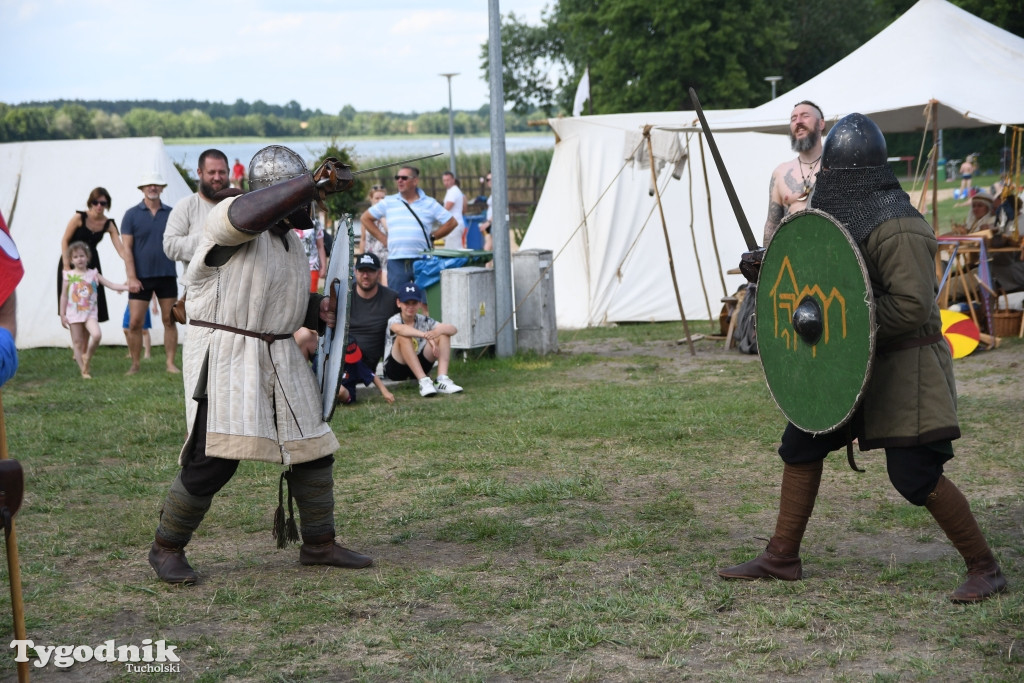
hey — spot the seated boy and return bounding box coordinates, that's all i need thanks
[338,339,395,405]
[383,282,463,397]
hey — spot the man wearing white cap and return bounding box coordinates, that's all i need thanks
[122,172,179,374]
[962,191,995,235]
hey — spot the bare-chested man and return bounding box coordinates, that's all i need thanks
[763,101,826,246]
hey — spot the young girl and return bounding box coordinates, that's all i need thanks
[360,186,389,286]
[59,241,128,378]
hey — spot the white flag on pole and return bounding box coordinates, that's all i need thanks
[572,67,590,117]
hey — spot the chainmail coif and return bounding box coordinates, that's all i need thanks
[809,164,922,243]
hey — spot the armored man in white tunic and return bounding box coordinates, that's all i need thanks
[148,146,372,584]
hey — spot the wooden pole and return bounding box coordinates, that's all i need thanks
[931,100,940,233]
[683,136,714,328]
[0,393,30,682]
[927,101,943,282]
[697,133,729,296]
[644,125,695,355]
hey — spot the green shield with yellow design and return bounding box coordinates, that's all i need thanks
[755,210,876,434]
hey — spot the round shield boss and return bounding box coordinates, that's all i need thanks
[755,210,875,433]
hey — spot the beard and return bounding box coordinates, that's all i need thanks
[790,126,821,153]
[199,177,228,200]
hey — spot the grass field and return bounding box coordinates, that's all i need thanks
[0,326,1021,681]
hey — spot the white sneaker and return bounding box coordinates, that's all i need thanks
[418,377,438,397]
[434,375,463,394]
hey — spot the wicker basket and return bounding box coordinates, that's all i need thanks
[992,293,1023,338]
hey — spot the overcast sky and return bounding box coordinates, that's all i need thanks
[1,0,549,114]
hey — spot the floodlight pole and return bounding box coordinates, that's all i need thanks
[440,73,459,176]
[764,75,782,100]
[488,0,516,357]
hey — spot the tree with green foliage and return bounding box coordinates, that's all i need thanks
[311,141,365,223]
[487,0,1023,114]
[486,0,794,114]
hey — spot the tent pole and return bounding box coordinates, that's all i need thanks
[698,133,729,297]
[684,135,714,329]
[931,100,940,234]
[930,100,942,282]
[644,125,695,355]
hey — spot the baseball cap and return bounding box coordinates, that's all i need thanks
[344,339,363,364]
[397,282,425,303]
[355,253,381,271]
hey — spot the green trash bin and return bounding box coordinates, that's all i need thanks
[418,249,493,317]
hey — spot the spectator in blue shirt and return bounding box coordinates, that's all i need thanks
[360,166,457,288]
[121,172,179,375]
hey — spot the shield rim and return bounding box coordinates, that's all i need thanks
[756,209,876,434]
[316,219,354,421]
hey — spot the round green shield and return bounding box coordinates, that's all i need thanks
[756,210,875,434]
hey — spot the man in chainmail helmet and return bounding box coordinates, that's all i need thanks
[719,113,1007,604]
[148,145,372,584]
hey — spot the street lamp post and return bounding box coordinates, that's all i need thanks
[439,72,459,176]
[764,75,782,100]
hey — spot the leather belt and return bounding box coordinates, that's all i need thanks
[878,332,943,354]
[190,318,292,344]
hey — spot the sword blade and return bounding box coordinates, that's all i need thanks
[688,87,759,251]
[352,153,444,177]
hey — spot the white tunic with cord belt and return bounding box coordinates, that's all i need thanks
[180,196,339,466]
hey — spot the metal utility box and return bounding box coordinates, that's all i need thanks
[513,249,558,355]
[441,267,496,350]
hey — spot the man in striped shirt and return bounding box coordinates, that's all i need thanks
[360,166,457,288]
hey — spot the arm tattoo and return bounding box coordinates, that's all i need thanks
[764,175,783,244]
[764,202,784,245]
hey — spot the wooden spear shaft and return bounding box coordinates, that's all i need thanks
[0,393,30,682]
[644,125,696,356]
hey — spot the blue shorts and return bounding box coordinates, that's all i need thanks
[123,304,151,330]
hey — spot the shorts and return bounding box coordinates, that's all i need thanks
[383,350,435,381]
[129,276,177,302]
[122,304,151,330]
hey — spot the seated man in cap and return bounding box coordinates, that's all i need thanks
[349,252,399,373]
[940,191,1000,303]
[383,282,463,397]
[955,191,996,235]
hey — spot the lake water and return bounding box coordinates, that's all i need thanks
[165,134,555,171]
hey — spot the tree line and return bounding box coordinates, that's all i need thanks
[0,100,542,144]
[486,0,1023,114]
[4,0,1019,144]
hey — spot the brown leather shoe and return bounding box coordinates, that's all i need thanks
[299,536,372,569]
[950,559,1008,603]
[148,536,198,585]
[718,546,802,581]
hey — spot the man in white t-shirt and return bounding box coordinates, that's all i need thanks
[164,149,231,272]
[441,171,467,249]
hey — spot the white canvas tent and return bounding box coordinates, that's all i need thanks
[709,0,1024,134]
[519,0,1023,330]
[519,111,788,329]
[0,137,193,348]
